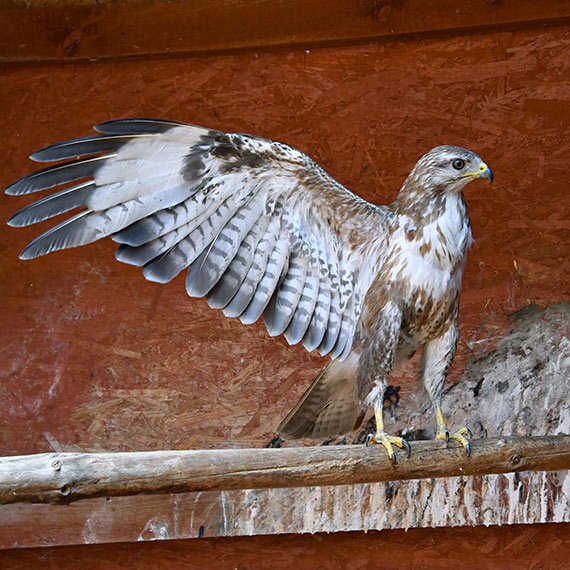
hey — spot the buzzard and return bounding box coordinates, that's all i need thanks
[6,119,492,463]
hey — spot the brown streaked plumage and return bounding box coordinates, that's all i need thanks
[5,119,493,461]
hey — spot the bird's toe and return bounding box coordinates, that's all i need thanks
[366,431,410,464]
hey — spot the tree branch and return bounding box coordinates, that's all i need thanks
[1,435,568,505]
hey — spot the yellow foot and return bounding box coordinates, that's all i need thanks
[435,408,472,455]
[366,431,411,465]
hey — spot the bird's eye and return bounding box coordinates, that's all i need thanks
[452,159,465,170]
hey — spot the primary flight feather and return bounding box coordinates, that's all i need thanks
[6,118,492,462]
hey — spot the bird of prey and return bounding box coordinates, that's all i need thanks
[6,119,492,463]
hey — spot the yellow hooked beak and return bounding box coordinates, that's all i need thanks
[461,161,493,183]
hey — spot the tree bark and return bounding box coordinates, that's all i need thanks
[1,435,569,505]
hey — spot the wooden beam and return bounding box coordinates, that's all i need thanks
[1,436,569,505]
[1,0,570,62]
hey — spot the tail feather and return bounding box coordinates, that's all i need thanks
[278,353,365,439]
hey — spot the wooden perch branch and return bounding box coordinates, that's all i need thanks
[1,435,569,505]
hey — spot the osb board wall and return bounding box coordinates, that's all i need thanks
[0,20,569,548]
[2,524,570,570]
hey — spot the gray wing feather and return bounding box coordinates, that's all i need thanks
[94,118,188,135]
[241,235,289,325]
[222,217,280,318]
[186,190,264,297]
[30,135,142,162]
[115,219,192,267]
[113,187,207,248]
[317,266,343,356]
[263,252,309,337]
[331,312,354,360]
[206,214,271,309]
[8,181,94,227]
[302,253,332,351]
[142,195,239,283]
[5,156,109,196]
[284,251,320,345]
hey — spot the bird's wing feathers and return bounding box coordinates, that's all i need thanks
[7,119,390,359]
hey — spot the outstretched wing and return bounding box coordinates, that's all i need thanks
[6,119,391,360]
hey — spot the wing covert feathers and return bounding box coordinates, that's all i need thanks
[7,118,387,359]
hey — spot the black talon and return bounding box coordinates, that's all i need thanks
[465,441,471,456]
[392,453,397,466]
[445,430,450,446]
[402,438,411,458]
[365,434,372,447]
[467,427,473,439]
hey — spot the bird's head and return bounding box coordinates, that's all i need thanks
[410,145,493,194]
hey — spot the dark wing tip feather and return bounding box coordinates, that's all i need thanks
[30,134,137,163]
[5,173,34,196]
[5,168,51,196]
[17,210,92,260]
[94,118,188,135]
[5,156,108,196]
[7,181,94,227]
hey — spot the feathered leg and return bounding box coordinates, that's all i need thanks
[357,300,410,464]
[421,318,471,455]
